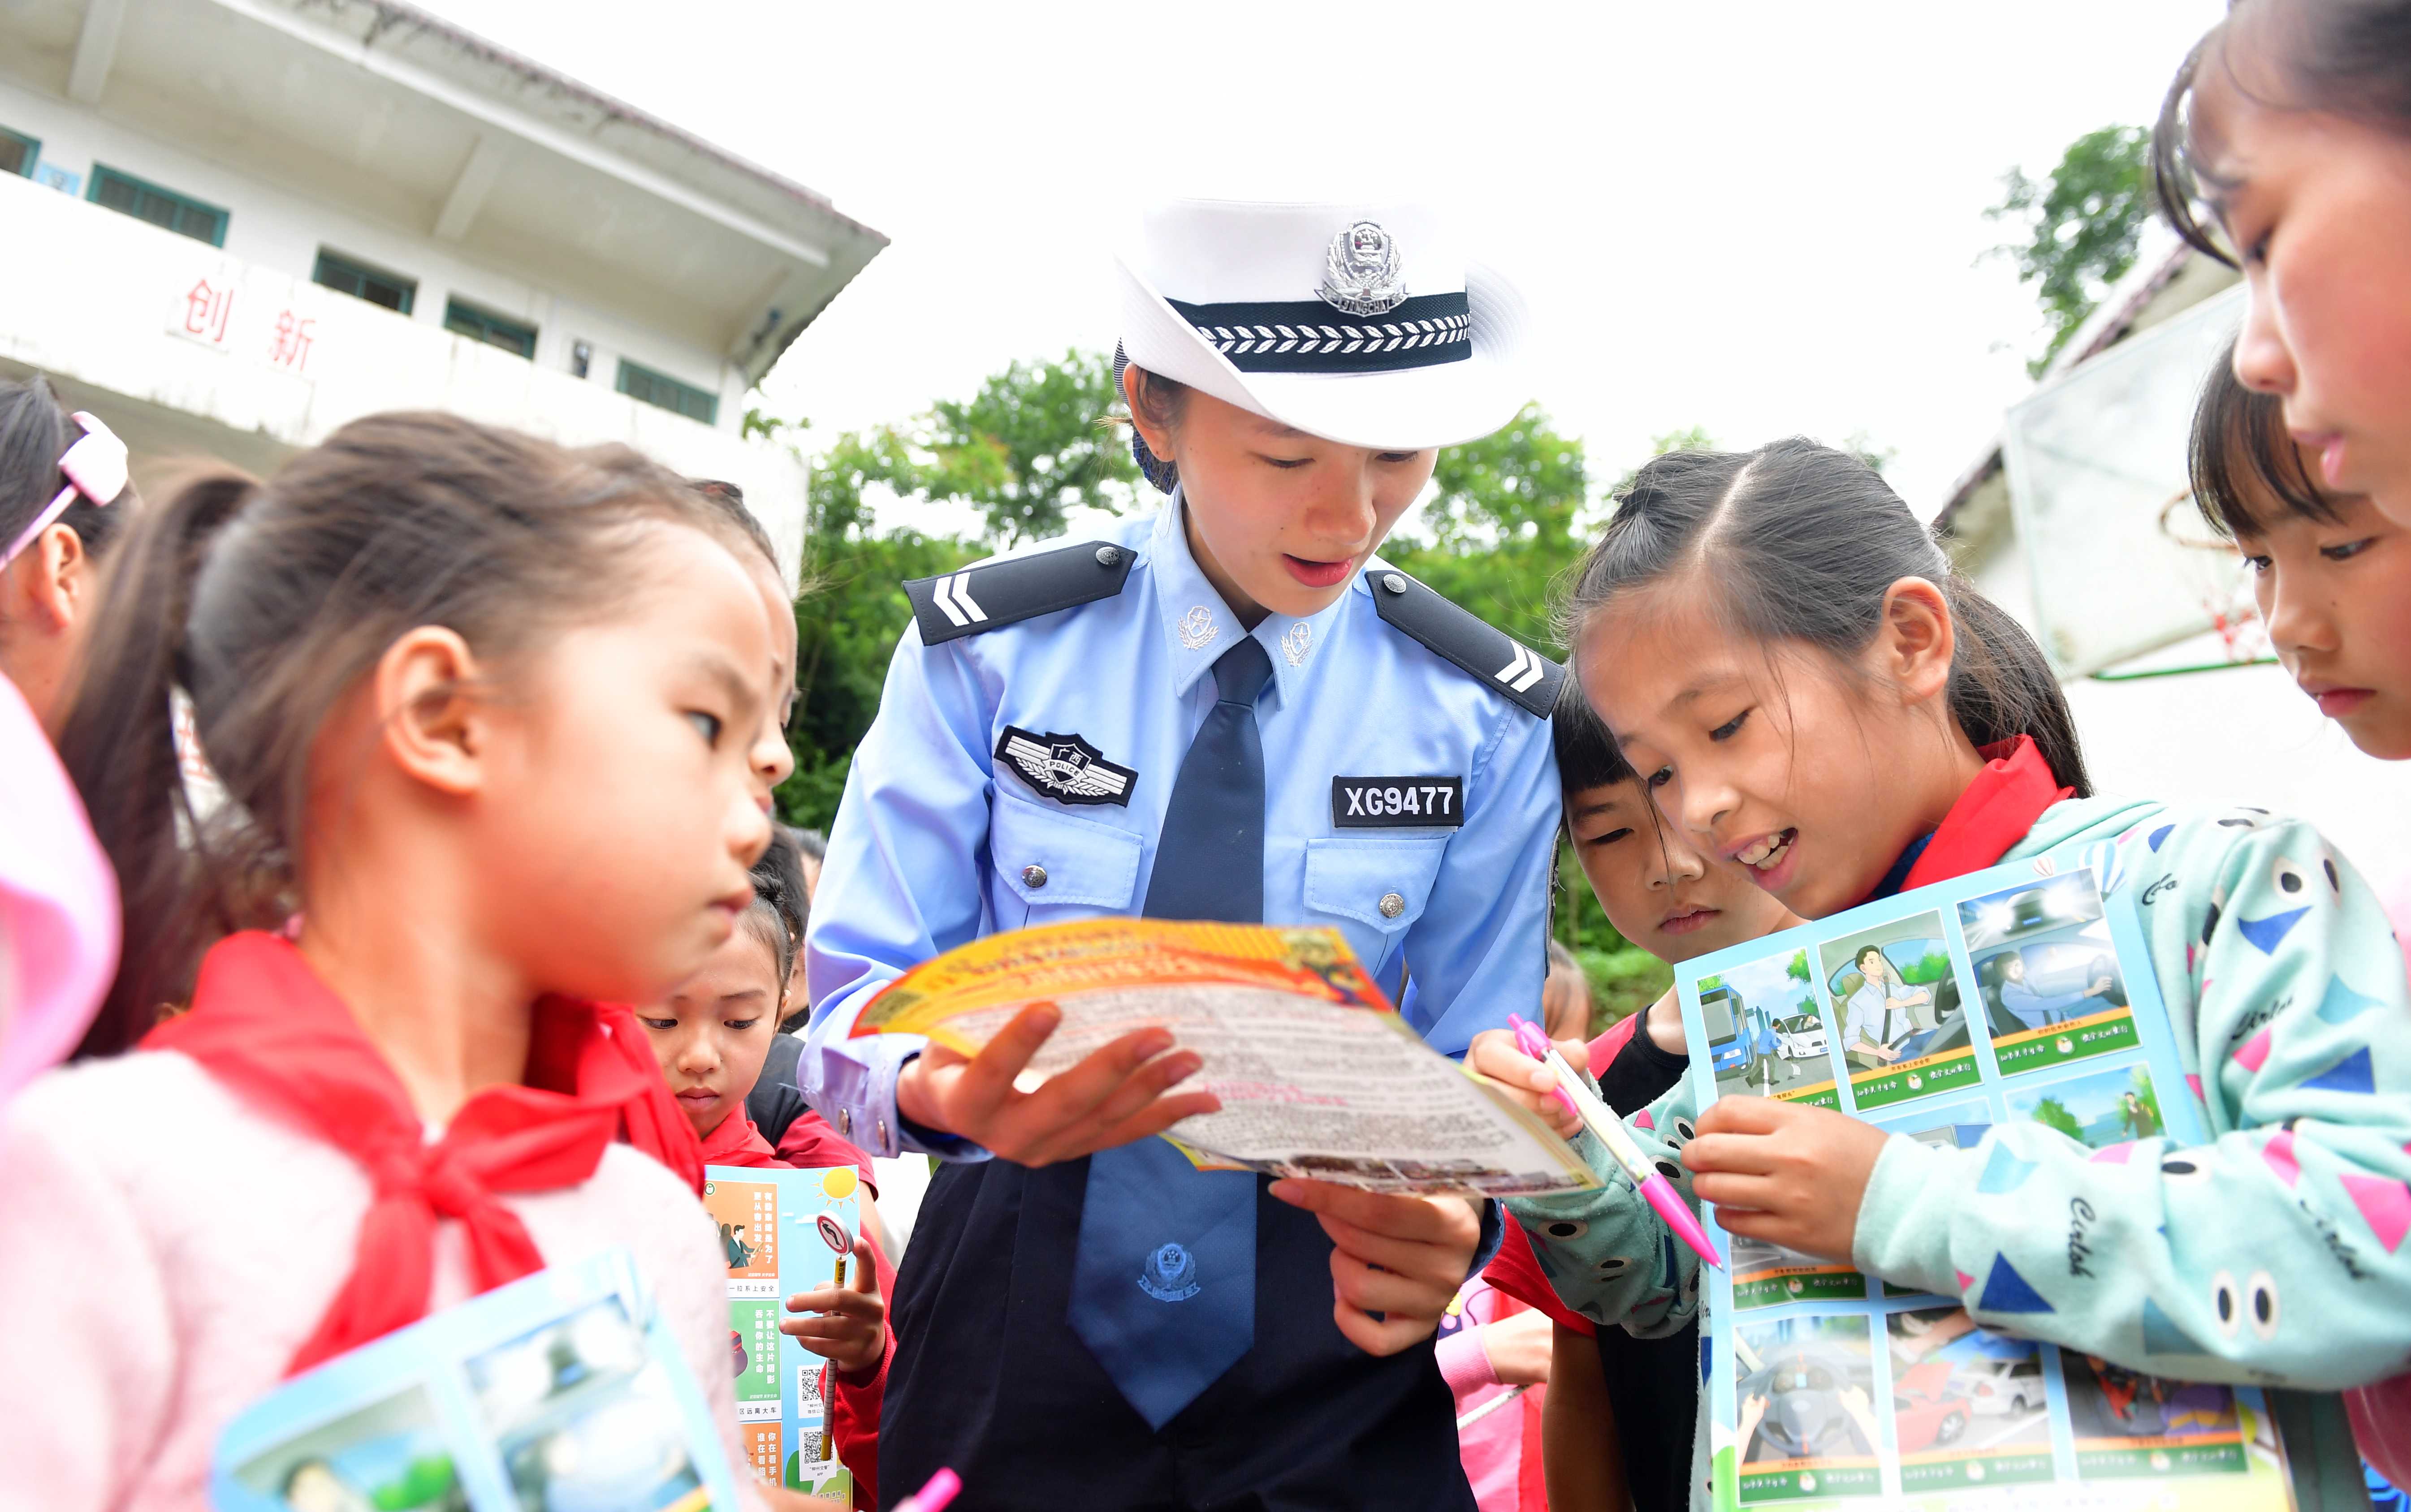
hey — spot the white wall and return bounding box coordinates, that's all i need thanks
[0,168,806,580]
[0,74,739,426]
[1964,549,2411,912]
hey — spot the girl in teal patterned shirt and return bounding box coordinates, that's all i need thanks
[1474,439,2411,1512]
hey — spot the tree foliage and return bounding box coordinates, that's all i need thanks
[754,417,980,830]
[1386,403,1593,659]
[1575,945,1674,1031]
[1609,425,1717,500]
[909,349,1140,546]
[1988,125,2155,377]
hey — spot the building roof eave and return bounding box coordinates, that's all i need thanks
[250,0,888,254]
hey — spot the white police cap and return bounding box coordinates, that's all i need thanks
[1115,197,1529,452]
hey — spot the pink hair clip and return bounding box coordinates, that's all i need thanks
[2,411,130,569]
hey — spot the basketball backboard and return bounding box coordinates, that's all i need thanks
[2000,286,2264,680]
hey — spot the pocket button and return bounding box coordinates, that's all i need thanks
[1022,864,1050,890]
[1379,891,1407,919]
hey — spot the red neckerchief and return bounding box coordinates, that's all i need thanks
[1895,735,2073,892]
[1587,1011,1641,1078]
[697,1110,785,1168]
[146,931,704,1375]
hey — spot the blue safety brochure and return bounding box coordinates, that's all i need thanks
[209,1247,741,1512]
[703,1163,864,1500]
[1675,853,2298,1512]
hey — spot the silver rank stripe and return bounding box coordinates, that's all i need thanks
[930,569,988,629]
[1205,313,1470,357]
[1495,642,1545,694]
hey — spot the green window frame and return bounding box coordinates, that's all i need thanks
[616,359,719,425]
[313,249,416,315]
[0,127,37,179]
[88,164,227,246]
[443,298,537,360]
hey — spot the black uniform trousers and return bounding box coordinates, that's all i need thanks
[881,1155,1479,1512]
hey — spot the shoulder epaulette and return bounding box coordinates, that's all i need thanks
[1364,568,1566,718]
[904,539,1137,646]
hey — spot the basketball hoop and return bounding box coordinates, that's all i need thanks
[2083,489,2273,683]
[2001,284,2277,683]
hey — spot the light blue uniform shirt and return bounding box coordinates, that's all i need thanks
[800,496,1563,1158]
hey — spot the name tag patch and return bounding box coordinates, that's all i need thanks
[1331,776,1464,828]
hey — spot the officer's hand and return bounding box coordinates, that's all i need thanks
[894,1003,1220,1166]
[781,1235,886,1375]
[1270,1180,1483,1356]
[1466,1028,1582,1140]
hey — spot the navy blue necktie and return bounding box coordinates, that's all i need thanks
[1068,635,1272,1429]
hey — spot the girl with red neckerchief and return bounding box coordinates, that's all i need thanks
[0,414,810,1511]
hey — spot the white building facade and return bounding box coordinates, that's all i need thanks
[1936,249,2411,911]
[0,0,886,573]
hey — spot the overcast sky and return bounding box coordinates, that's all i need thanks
[427,0,2224,524]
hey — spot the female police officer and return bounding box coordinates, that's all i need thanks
[799,196,1565,1510]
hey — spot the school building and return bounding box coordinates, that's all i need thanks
[0,0,887,573]
[1934,244,2411,908]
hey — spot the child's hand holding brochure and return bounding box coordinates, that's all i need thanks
[1675,856,2301,1512]
[851,918,1598,1197]
[702,1164,863,1501]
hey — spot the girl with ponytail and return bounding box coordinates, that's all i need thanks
[1474,438,2411,1511]
[0,412,796,1508]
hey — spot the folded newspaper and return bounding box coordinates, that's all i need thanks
[851,918,1598,1197]
[1676,854,2299,1512]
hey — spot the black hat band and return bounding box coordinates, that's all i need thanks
[1166,293,1471,375]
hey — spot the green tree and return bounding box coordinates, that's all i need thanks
[2029,1096,2085,1143]
[907,349,1140,545]
[1841,430,1897,477]
[753,352,1138,825]
[1607,425,1717,500]
[1387,403,1593,658]
[770,423,979,830]
[1787,949,1811,983]
[1988,125,2154,376]
[1577,947,1674,1030]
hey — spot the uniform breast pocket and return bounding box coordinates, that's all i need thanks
[990,791,1144,922]
[1301,835,1451,968]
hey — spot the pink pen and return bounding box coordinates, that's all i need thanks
[894,1468,961,1512]
[1508,1013,1724,1270]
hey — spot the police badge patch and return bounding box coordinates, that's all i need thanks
[996,726,1137,807]
[1316,220,1409,316]
[1139,1241,1201,1302]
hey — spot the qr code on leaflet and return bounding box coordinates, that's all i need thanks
[797,1362,824,1412]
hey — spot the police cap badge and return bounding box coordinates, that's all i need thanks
[1316,220,1409,316]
